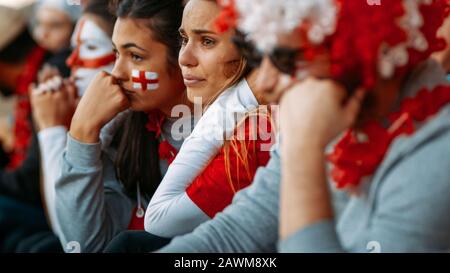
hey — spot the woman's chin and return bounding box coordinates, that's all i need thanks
[186,88,204,104]
[129,101,159,113]
[128,102,144,112]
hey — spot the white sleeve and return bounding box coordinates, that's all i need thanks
[144,134,219,238]
[39,111,130,238]
[145,79,259,238]
[38,126,68,237]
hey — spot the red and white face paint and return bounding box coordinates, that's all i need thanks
[66,18,115,96]
[131,69,160,92]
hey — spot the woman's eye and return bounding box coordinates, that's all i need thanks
[180,36,189,46]
[131,53,143,62]
[113,49,119,58]
[202,37,216,47]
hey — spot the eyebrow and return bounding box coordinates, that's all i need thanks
[112,42,148,52]
[179,28,217,35]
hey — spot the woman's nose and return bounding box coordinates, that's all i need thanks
[111,60,129,82]
[178,42,198,68]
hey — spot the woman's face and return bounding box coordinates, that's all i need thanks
[67,14,116,96]
[111,17,185,112]
[179,0,241,105]
[33,6,73,53]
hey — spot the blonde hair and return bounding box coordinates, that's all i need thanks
[224,106,276,193]
[201,0,269,191]
[203,57,249,109]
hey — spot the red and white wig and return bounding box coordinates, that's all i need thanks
[216,0,449,89]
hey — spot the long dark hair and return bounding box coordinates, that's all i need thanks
[111,0,184,198]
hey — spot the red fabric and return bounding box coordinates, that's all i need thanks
[7,46,47,170]
[186,115,273,218]
[159,140,178,165]
[145,110,165,138]
[328,85,450,189]
[146,110,178,164]
[127,207,145,230]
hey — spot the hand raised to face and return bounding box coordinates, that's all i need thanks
[69,71,130,143]
[30,77,79,131]
[280,78,366,150]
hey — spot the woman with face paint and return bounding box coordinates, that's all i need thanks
[52,0,192,253]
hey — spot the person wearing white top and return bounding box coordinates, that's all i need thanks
[145,78,259,237]
[143,0,269,239]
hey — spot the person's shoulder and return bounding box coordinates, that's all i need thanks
[381,105,450,194]
[216,78,258,110]
[403,59,448,96]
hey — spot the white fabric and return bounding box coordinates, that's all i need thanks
[38,126,68,237]
[145,78,259,238]
[74,64,114,96]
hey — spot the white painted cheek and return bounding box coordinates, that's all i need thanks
[74,64,114,96]
[78,20,113,59]
[78,40,113,59]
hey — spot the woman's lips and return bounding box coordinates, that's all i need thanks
[183,74,206,87]
[122,87,137,97]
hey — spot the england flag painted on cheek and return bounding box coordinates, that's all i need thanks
[131,69,160,91]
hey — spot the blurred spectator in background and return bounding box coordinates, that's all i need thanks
[24,0,116,253]
[0,1,47,252]
[0,0,81,252]
[0,1,45,202]
[32,0,82,78]
[0,0,80,171]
